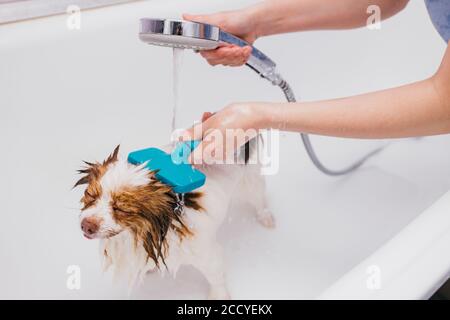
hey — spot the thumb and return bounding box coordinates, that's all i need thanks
[180,120,206,142]
[188,134,216,166]
[180,112,214,141]
[188,139,205,166]
[201,111,214,122]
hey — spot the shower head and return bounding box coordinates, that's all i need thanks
[139,18,219,50]
[139,18,282,85]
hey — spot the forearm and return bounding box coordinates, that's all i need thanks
[245,0,409,36]
[264,80,448,138]
[258,46,450,139]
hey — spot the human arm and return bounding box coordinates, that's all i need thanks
[185,44,450,163]
[183,0,409,66]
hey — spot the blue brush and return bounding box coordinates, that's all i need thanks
[127,141,205,193]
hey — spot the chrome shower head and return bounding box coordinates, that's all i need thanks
[139,18,220,50]
[139,18,282,85]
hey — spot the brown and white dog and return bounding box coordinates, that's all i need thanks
[75,145,274,299]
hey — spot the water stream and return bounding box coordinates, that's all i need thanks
[171,47,185,140]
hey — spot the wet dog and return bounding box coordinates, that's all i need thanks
[75,145,274,299]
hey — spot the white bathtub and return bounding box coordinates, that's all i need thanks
[1,0,449,299]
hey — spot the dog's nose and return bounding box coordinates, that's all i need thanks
[81,217,99,237]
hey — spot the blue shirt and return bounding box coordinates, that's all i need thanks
[425,0,450,42]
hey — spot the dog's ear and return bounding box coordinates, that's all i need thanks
[74,145,120,189]
[73,175,89,188]
[103,145,120,166]
[74,161,100,188]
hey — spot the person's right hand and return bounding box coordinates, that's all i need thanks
[183,10,258,67]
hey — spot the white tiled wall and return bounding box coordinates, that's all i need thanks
[0,0,140,24]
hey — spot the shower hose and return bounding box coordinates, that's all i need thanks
[276,79,384,176]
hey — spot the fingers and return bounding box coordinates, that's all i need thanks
[200,45,252,67]
[179,112,221,165]
[181,122,204,142]
[189,129,224,166]
[189,140,207,166]
[201,112,214,122]
[182,13,214,25]
[179,111,215,142]
[189,125,244,166]
[183,12,254,67]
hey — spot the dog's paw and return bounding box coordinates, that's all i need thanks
[257,209,276,229]
[208,286,231,300]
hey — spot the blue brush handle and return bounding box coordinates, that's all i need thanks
[171,140,200,164]
[127,140,205,193]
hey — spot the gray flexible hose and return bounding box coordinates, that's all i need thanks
[277,80,384,176]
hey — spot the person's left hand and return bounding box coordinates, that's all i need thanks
[180,103,267,165]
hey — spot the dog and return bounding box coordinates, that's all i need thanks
[75,144,274,299]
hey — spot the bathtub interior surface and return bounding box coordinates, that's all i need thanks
[0,0,449,299]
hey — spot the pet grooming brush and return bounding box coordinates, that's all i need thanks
[128,140,205,193]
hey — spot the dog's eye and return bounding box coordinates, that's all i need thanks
[112,205,127,215]
[82,198,95,210]
[84,190,97,199]
[82,193,95,206]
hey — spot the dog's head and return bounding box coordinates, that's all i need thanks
[74,146,201,267]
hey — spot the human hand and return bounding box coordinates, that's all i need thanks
[180,103,268,165]
[183,10,258,67]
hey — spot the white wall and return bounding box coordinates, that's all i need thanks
[0,0,140,24]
